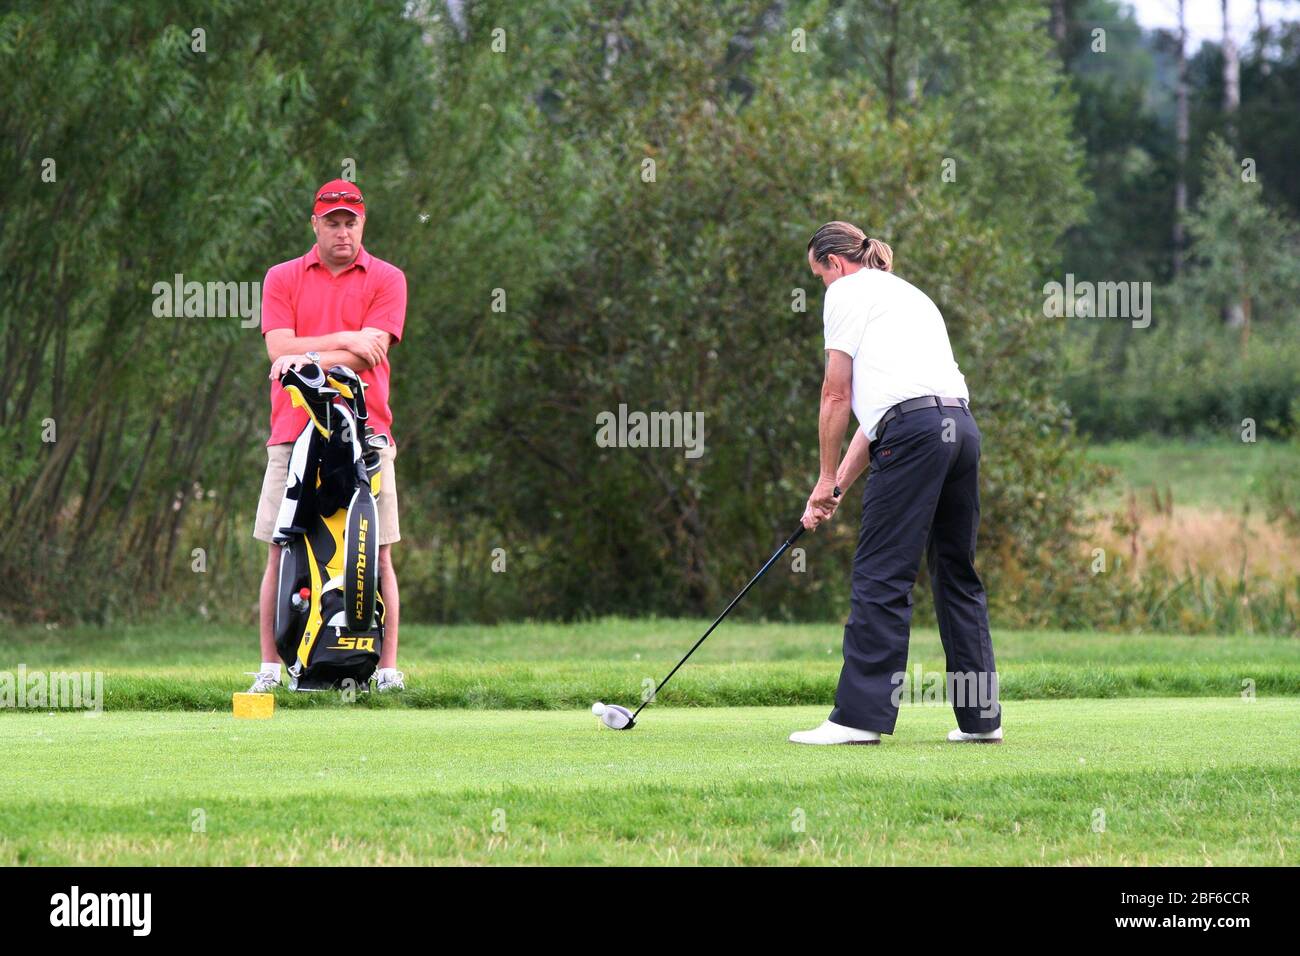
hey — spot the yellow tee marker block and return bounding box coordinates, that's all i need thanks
[232,692,275,719]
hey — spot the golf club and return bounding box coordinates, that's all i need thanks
[594,487,841,730]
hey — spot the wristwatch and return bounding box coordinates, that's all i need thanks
[305,350,321,366]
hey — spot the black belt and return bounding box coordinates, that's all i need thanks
[874,395,968,438]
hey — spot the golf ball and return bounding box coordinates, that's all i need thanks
[591,702,606,716]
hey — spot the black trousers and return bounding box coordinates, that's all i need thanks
[829,402,999,735]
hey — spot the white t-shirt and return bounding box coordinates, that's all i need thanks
[823,268,969,440]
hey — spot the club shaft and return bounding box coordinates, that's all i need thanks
[632,524,805,720]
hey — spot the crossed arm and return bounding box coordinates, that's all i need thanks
[265,328,392,381]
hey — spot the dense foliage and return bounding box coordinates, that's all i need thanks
[15,0,1276,630]
[1057,0,1300,439]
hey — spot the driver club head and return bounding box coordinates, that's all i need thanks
[591,701,636,730]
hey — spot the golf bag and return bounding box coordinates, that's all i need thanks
[272,363,389,691]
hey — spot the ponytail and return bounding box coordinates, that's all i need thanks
[807,221,894,273]
[862,236,893,272]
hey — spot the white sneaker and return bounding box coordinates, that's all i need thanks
[375,668,405,693]
[245,671,281,694]
[789,720,880,746]
[947,727,1003,744]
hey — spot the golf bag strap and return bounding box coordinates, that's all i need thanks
[272,425,322,544]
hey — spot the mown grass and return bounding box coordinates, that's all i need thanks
[0,699,1293,865]
[2,619,1295,709]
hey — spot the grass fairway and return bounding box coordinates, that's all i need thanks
[2,620,1295,865]
[1,699,1294,865]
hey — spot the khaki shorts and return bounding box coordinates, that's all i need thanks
[253,442,400,545]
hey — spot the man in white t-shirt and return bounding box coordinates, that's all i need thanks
[790,221,1001,746]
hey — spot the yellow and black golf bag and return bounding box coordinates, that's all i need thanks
[272,363,388,691]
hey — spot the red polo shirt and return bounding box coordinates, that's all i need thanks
[261,245,406,448]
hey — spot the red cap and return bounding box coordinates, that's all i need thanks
[313,179,365,218]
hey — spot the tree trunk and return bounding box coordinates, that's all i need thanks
[1222,0,1241,144]
[1173,0,1189,278]
[1050,0,1067,56]
[1223,0,1247,330]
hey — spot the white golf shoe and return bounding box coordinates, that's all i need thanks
[788,720,881,745]
[375,668,405,693]
[947,727,1003,744]
[245,670,281,694]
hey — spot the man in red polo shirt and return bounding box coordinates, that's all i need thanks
[248,179,408,693]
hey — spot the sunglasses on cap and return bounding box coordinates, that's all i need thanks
[316,190,364,204]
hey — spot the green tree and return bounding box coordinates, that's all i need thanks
[1179,135,1300,340]
[5,0,1099,630]
[399,0,1096,624]
[1,0,438,620]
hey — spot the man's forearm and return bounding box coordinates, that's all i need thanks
[267,332,348,361]
[315,349,370,372]
[836,426,871,490]
[818,392,852,481]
